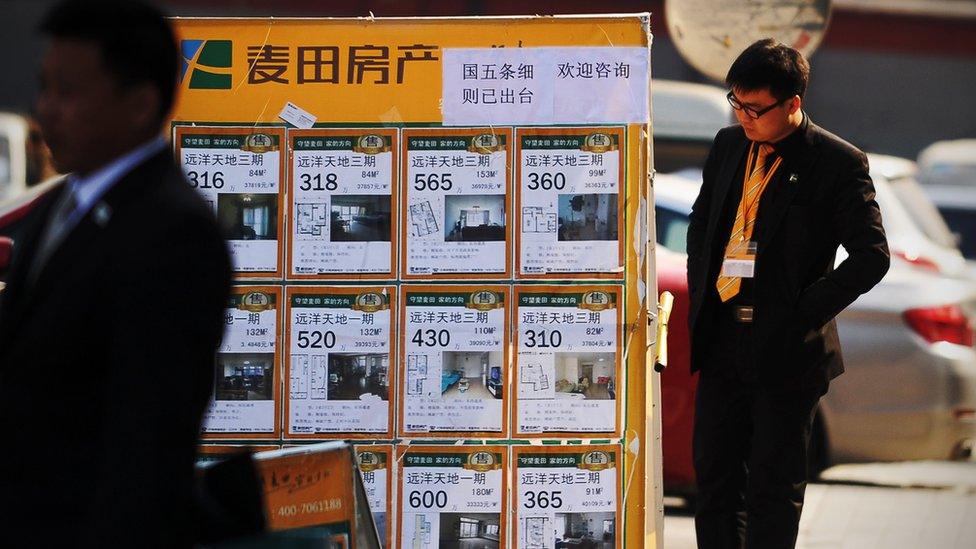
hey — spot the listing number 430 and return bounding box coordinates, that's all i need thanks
[411,329,451,347]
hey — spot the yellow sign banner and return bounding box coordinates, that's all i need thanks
[171,16,649,124]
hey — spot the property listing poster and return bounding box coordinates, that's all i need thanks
[399,286,509,437]
[401,128,512,278]
[515,285,622,436]
[285,287,395,438]
[514,445,621,549]
[355,445,394,549]
[289,129,397,278]
[202,286,280,438]
[397,446,507,549]
[516,127,625,277]
[173,126,285,277]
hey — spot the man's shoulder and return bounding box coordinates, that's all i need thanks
[808,121,866,164]
[715,124,747,145]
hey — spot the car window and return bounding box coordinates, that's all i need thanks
[939,207,976,260]
[655,205,690,253]
[888,175,959,249]
[654,138,713,173]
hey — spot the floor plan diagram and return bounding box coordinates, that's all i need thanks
[290,354,309,399]
[409,201,439,237]
[406,354,429,396]
[522,206,557,234]
[296,202,329,238]
[523,516,550,549]
[520,362,550,392]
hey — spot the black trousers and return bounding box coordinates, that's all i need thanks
[693,311,823,549]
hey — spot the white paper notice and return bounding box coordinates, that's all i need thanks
[442,47,648,126]
[290,131,395,277]
[515,447,620,549]
[401,287,508,435]
[176,128,283,274]
[287,288,393,436]
[356,446,391,546]
[516,287,621,435]
[518,128,624,275]
[399,448,506,549]
[278,101,317,129]
[203,288,279,434]
[403,130,510,277]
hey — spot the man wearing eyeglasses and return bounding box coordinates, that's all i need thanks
[686,39,889,548]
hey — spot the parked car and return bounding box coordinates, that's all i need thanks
[866,153,968,277]
[917,139,976,276]
[653,172,976,499]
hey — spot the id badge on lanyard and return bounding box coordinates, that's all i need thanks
[721,240,757,278]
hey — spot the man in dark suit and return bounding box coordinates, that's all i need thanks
[687,39,889,548]
[0,1,231,546]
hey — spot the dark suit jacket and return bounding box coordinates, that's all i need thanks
[0,149,231,547]
[686,118,889,390]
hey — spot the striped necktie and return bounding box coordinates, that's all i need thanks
[716,142,782,302]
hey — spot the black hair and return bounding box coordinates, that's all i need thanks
[40,0,177,123]
[725,38,810,101]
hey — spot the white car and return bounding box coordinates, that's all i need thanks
[867,153,968,277]
[654,172,976,464]
[917,139,976,277]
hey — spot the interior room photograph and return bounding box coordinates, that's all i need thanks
[439,513,501,549]
[557,193,618,241]
[440,351,504,400]
[444,194,506,242]
[553,352,615,400]
[214,353,275,401]
[326,352,390,401]
[554,512,615,549]
[329,194,392,242]
[217,193,278,240]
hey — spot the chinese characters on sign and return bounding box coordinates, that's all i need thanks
[203,287,280,436]
[518,128,625,276]
[402,129,512,278]
[286,288,395,437]
[515,446,621,549]
[400,287,509,436]
[355,446,392,548]
[398,447,506,549]
[443,47,649,125]
[245,43,439,85]
[175,127,285,276]
[516,287,622,435]
[290,129,397,278]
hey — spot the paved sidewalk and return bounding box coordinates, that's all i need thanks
[665,461,976,549]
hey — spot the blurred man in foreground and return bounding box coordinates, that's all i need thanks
[0,1,231,546]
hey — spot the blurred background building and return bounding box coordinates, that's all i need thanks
[1,0,973,158]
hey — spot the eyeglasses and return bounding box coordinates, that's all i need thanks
[726,91,788,119]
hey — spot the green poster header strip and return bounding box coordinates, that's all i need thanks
[406,291,505,307]
[518,292,617,307]
[520,133,619,150]
[403,452,503,467]
[227,291,278,308]
[407,134,507,151]
[293,135,392,151]
[516,451,617,468]
[291,293,390,309]
[180,134,282,149]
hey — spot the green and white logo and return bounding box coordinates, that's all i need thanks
[181,40,232,89]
